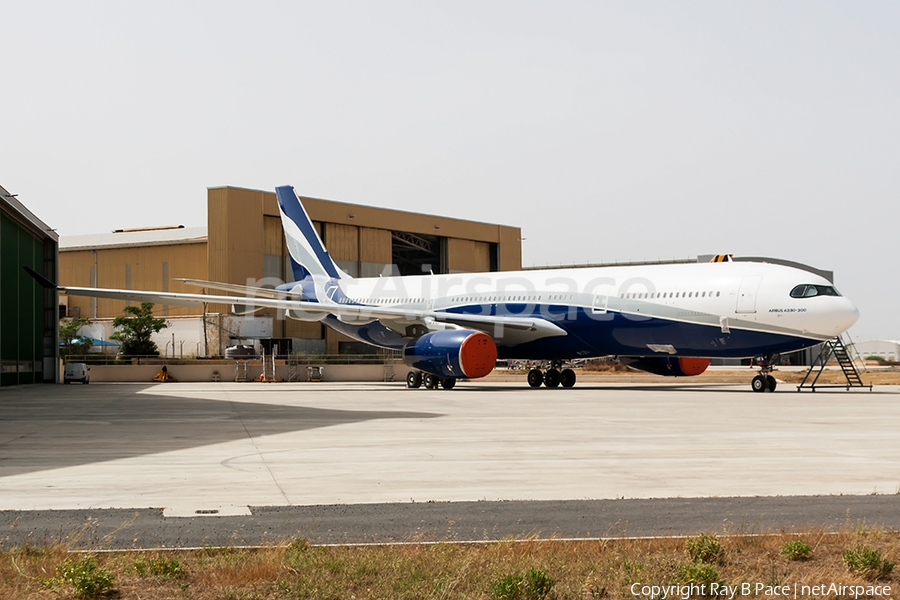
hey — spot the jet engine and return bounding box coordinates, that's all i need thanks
[621,356,710,377]
[231,303,264,316]
[403,330,497,379]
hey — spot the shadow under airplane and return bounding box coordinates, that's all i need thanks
[0,384,442,477]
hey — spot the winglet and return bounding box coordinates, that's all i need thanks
[23,266,58,289]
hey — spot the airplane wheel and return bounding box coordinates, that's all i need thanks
[560,368,576,388]
[527,369,543,388]
[544,368,560,388]
[441,377,456,390]
[424,373,438,389]
[407,370,422,389]
[751,375,769,393]
[767,375,777,392]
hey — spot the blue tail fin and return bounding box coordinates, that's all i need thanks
[275,185,346,281]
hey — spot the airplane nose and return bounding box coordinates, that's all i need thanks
[839,298,860,333]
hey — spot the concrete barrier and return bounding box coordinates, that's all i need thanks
[85,363,413,383]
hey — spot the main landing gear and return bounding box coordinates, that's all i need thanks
[751,354,779,393]
[406,370,456,390]
[527,361,577,389]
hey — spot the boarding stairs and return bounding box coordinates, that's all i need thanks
[260,346,278,382]
[796,335,872,392]
[383,361,395,382]
[287,352,302,382]
[234,360,249,382]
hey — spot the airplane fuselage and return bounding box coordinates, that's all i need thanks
[285,260,858,360]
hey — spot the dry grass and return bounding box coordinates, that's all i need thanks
[581,360,635,373]
[2,528,897,599]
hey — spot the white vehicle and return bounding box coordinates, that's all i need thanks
[64,362,90,384]
[28,186,859,392]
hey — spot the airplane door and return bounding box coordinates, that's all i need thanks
[591,284,612,315]
[736,275,762,313]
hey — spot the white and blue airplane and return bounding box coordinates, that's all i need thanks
[28,185,859,392]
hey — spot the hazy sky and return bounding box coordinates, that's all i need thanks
[3,2,898,341]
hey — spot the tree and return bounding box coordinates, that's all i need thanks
[110,302,168,356]
[59,317,93,358]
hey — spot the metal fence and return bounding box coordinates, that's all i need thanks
[62,351,403,366]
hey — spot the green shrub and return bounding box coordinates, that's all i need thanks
[133,556,184,578]
[675,562,723,588]
[685,534,725,564]
[843,546,895,580]
[489,568,556,600]
[286,537,310,552]
[780,540,812,561]
[42,556,115,598]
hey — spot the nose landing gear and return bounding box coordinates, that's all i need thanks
[751,354,779,392]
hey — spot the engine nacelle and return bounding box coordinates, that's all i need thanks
[621,356,710,377]
[231,303,264,316]
[403,330,497,379]
[286,308,328,322]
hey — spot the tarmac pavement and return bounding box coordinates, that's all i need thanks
[1,381,898,548]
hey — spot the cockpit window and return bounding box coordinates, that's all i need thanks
[790,284,841,298]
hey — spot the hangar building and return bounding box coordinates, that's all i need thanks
[59,186,522,356]
[1,184,59,386]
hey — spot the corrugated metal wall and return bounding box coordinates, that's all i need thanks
[60,243,208,319]
[447,238,491,273]
[0,210,46,386]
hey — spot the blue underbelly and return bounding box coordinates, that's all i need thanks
[319,307,819,360]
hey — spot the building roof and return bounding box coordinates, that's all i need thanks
[60,226,208,251]
[0,184,59,242]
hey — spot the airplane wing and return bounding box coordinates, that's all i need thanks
[26,267,566,343]
[174,278,290,300]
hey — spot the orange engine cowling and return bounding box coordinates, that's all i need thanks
[621,356,710,377]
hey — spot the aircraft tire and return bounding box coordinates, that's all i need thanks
[751,375,768,393]
[441,377,456,390]
[544,368,561,388]
[527,369,543,388]
[767,375,777,392]
[407,370,422,389]
[424,373,438,389]
[560,368,576,388]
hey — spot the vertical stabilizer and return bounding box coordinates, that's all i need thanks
[275,185,346,281]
